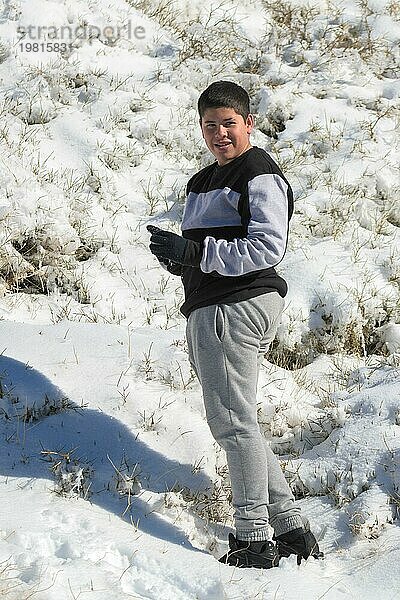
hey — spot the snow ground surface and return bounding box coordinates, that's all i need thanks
[0,0,399,598]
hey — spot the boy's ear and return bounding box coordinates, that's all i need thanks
[199,117,205,138]
[246,114,255,133]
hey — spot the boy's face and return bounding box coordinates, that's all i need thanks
[200,107,254,166]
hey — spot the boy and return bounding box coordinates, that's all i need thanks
[147,81,322,569]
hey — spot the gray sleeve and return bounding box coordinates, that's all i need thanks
[200,174,289,276]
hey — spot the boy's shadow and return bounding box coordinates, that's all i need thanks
[0,356,211,551]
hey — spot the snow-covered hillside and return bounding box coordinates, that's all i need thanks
[0,0,399,598]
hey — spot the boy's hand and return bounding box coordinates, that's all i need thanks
[157,257,183,276]
[147,225,202,267]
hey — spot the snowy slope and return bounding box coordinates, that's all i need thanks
[0,0,399,598]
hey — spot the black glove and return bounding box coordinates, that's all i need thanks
[147,225,202,267]
[157,257,183,276]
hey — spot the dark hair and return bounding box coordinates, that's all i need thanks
[198,81,250,122]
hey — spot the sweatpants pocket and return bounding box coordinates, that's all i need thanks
[214,305,225,342]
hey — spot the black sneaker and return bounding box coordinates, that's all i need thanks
[274,527,324,565]
[219,533,280,569]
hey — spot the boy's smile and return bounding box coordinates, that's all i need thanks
[200,107,254,166]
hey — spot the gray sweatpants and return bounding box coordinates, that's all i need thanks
[186,292,303,542]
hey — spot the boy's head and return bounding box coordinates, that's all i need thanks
[198,80,250,122]
[198,81,254,166]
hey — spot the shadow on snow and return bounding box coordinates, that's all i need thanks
[0,355,210,553]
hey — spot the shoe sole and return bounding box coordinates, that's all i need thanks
[219,552,280,569]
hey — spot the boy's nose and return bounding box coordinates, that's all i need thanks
[215,125,228,137]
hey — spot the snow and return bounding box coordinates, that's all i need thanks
[0,0,400,598]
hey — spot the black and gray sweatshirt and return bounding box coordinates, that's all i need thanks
[180,146,294,318]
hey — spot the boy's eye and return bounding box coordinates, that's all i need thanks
[206,121,236,128]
